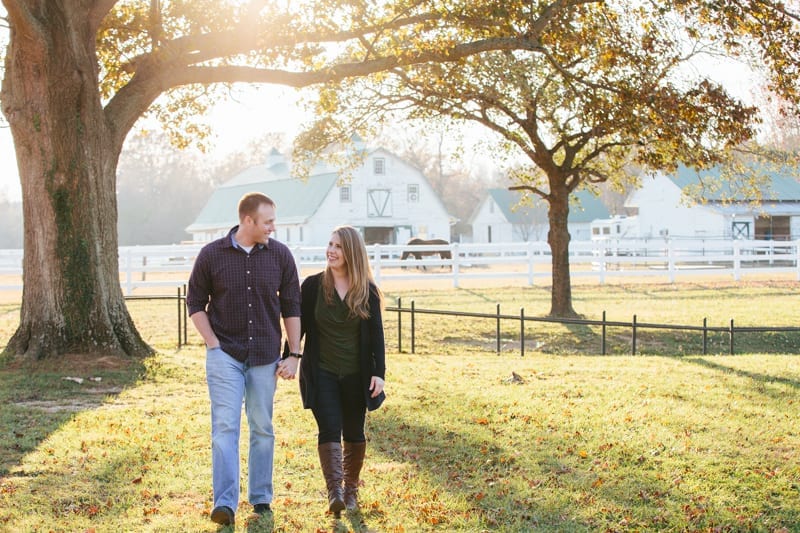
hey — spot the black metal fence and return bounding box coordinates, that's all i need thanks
[388,298,800,356]
[125,286,189,348]
[125,290,800,355]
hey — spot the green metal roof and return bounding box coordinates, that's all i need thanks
[673,164,800,202]
[187,172,339,231]
[487,188,610,223]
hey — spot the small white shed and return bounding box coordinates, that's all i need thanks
[469,188,610,243]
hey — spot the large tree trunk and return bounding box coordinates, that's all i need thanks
[1,3,152,360]
[546,182,579,318]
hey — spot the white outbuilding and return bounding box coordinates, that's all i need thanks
[469,188,610,243]
[621,165,800,240]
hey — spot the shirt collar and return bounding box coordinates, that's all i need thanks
[227,225,266,252]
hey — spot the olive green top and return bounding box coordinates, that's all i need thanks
[316,287,360,376]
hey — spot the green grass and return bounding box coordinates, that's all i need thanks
[1,281,799,531]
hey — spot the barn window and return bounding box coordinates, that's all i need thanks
[340,185,351,203]
[374,157,385,175]
[408,184,419,202]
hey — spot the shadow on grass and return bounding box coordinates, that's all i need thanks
[366,402,594,530]
[677,355,800,391]
[366,376,800,531]
[0,354,148,477]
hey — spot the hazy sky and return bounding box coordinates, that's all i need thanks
[0,85,309,202]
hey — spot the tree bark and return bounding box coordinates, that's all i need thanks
[546,180,579,318]
[1,2,152,360]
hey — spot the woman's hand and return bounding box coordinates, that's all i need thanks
[369,376,385,398]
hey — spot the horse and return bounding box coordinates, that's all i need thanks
[400,238,452,269]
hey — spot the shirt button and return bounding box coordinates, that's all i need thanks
[248,286,251,290]
[249,337,253,340]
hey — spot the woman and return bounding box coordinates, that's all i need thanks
[292,225,386,516]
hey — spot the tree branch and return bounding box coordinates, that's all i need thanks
[1,0,46,46]
[90,0,119,30]
[122,12,445,73]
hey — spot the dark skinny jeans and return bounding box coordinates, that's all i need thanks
[312,367,367,445]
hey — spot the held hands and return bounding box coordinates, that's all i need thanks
[277,357,300,380]
[369,376,385,398]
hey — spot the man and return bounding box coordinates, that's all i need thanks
[186,192,303,526]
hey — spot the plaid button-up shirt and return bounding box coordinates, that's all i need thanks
[186,226,301,365]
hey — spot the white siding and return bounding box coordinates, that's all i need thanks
[305,149,451,245]
[627,173,727,239]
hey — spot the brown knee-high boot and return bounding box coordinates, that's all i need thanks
[343,441,367,510]
[318,442,346,515]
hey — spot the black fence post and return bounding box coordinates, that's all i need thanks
[397,297,402,353]
[702,317,708,355]
[730,319,735,355]
[411,300,416,354]
[496,304,501,355]
[183,284,188,346]
[177,286,182,348]
[632,314,637,355]
[601,310,607,355]
[520,308,525,357]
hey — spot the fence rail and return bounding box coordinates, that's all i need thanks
[117,291,800,356]
[389,299,800,357]
[1,238,799,294]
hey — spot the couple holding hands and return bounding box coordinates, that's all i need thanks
[187,192,386,526]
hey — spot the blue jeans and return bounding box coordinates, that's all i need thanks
[206,347,278,511]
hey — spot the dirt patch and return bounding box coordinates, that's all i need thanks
[13,399,103,413]
[2,353,139,373]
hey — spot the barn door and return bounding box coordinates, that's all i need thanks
[367,189,392,217]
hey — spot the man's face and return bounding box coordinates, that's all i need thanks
[246,203,276,245]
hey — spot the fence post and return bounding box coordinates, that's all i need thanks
[520,308,525,357]
[601,310,606,355]
[451,243,460,288]
[733,240,741,281]
[411,300,416,354]
[702,317,708,355]
[667,241,676,283]
[527,241,535,286]
[397,297,402,353]
[632,314,637,355]
[183,284,188,346]
[373,244,382,285]
[176,286,182,348]
[599,243,606,285]
[496,304,501,355]
[729,318,735,355]
[796,240,800,281]
[124,248,133,296]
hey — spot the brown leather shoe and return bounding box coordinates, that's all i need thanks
[210,505,235,525]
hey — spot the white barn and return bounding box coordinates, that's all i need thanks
[469,188,610,243]
[622,165,800,240]
[186,146,453,245]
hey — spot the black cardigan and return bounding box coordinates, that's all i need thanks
[296,272,386,411]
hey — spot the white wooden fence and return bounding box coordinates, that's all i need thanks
[1,239,799,295]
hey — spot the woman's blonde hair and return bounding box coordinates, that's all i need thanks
[322,225,382,319]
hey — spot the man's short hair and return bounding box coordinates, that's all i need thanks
[238,192,276,220]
